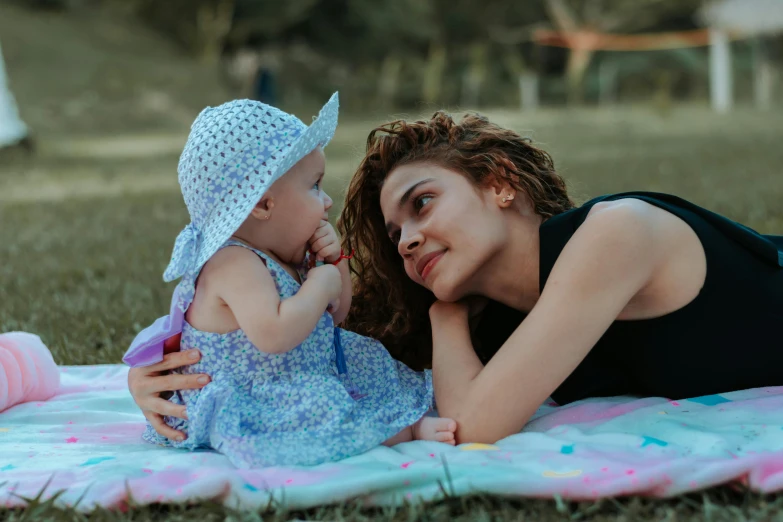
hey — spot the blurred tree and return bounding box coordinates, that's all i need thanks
[443,0,548,107]
[348,0,433,108]
[297,0,434,108]
[228,0,320,46]
[111,0,318,64]
[24,0,68,10]
[196,0,235,65]
[73,0,711,109]
[543,0,702,104]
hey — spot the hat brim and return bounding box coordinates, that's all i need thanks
[190,92,339,275]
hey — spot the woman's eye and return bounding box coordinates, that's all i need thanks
[390,231,401,245]
[413,195,432,212]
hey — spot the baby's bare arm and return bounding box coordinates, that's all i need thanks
[210,247,340,353]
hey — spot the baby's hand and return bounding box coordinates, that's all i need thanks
[307,263,343,314]
[309,220,341,264]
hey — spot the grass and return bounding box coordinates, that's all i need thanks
[1,105,782,519]
[3,488,783,521]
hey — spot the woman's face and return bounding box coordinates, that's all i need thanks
[379,162,510,302]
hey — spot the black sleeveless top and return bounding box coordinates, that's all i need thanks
[475,192,783,405]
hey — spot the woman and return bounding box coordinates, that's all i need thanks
[129,111,783,444]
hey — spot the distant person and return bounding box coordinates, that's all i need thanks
[253,67,277,105]
[227,49,278,105]
[0,42,32,153]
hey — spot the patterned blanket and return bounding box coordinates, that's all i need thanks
[1,365,781,511]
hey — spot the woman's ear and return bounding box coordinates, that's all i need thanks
[485,177,516,208]
[497,189,516,208]
[250,197,274,221]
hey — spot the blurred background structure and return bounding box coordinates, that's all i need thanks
[0,0,782,129]
[699,0,783,112]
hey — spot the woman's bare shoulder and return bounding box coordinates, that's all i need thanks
[585,197,684,230]
[580,197,693,252]
[585,197,662,221]
[567,198,661,257]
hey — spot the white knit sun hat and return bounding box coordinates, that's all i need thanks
[163,92,339,282]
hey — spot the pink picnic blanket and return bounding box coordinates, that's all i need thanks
[0,356,782,510]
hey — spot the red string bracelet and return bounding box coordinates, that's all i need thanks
[330,249,355,265]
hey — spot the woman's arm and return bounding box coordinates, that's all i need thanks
[431,202,664,444]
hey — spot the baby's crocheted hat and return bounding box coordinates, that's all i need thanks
[163,93,339,282]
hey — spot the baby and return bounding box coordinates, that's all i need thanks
[123,93,456,468]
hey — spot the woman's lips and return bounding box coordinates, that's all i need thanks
[417,251,445,281]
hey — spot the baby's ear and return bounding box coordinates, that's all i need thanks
[250,197,274,221]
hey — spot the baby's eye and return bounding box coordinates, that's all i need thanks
[313,180,321,191]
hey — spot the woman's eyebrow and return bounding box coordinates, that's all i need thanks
[385,178,435,235]
[398,178,434,209]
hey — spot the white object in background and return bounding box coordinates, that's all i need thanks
[709,29,733,113]
[0,41,28,148]
[519,72,539,112]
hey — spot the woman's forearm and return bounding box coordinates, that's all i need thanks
[430,306,484,424]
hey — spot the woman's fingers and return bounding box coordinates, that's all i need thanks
[150,372,210,394]
[142,397,188,419]
[142,410,186,441]
[127,367,146,399]
[146,349,202,373]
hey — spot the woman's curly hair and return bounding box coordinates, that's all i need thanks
[337,111,574,370]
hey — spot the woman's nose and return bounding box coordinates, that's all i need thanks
[398,228,423,256]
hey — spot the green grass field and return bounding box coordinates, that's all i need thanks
[1,105,782,520]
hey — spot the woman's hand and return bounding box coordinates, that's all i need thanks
[429,296,487,326]
[429,300,468,323]
[127,333,211,441]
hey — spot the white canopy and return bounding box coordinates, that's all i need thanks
[699,0,783,35]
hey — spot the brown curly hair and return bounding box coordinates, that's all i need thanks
[337,111,574,370]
